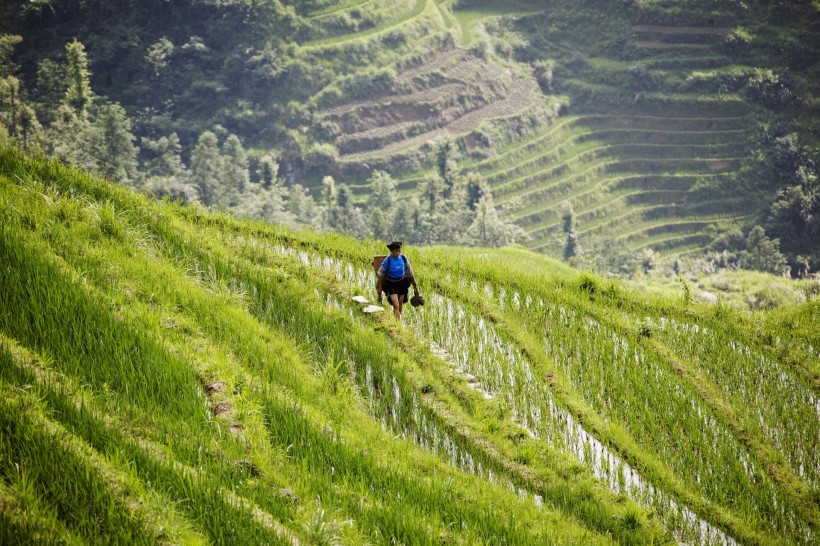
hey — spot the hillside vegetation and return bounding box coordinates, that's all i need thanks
[1,0,818,274]
[1,148,819,544]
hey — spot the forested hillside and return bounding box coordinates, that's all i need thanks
[1,0,819,274]
[2,147,819,544]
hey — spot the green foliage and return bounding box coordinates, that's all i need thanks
[64,40,92,118]
[143,132,187,179]
[190,131,222,206]
[85,102,139,186]
[220,134,249,206]
[722,27,753,56]
[33,58,67,127]
[739,225,787,275]
[578,273,599,296]
[0,34,22,78]
[366,170,396,239]
[562,205,581,261]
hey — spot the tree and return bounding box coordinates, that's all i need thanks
[239,149,293,226]
[533,59,555,93]
[146,37,174,76]
[0,35,22,78]
[367,170,396,210]
[767,164,819,258]
[739,225,788,274]
[16,103,41,150]
[465,171,485,211]
[50,103,93,168]
[0,75,21,139]
[190,131,222,206]
[143,133,187,178]
[143,132,197,203]
[287,184,322,229]
[420,172,444,214]
[562,206,581,261]
[256,153,279,190]
[390,197,420,242]
[321,181,365,236]
[64,40,93,118]
[320,175,338,228]
[367,170,396,240]
[639,248,656,276]
[435,139,459,199]
[466,193,527,247]
[794,255,811,278]
[335,183,353,231]
[242,183,293,226]
[34,58,68,126]
[0,36,43,150]
[47,40,96,167]
[416,172,447,244]
[588,241,640,278]
[86,102,140,186]
[220,134,249,207]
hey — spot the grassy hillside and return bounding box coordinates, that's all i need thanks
[1,147,818,544]
[2,0,818,269]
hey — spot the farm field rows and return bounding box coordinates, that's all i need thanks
[294,0,774,260]
[1,149,817,544]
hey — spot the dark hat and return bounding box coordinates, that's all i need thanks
[386,240,402,250]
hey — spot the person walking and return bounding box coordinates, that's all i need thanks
[377,240,419,320]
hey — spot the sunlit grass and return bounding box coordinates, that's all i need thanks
[1,147,818,544]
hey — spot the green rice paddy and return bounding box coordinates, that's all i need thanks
[1,148,818,544]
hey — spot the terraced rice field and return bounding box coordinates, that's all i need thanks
[2,149,817,544]
[295,0,767,259]
[316,47,540,163]
[463,19,754,257]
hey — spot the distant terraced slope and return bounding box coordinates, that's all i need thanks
[292,0,556,184]
[284,0,820,266]
[294,1,771,260]
[470,14,757,259]
[321,47,540,163]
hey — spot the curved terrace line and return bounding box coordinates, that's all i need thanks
[306,0,373,18]
[338,79,538,162]
[490,145,744,198]
[517,189,692,238]
[299,0,431,50]
[482,129,745,185]
[504,169,734,218]
[469,113,744,174]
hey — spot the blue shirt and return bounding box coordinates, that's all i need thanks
[378,254,414,280]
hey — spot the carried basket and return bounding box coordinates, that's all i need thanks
[372,255,387,274]
[372,255,386,292]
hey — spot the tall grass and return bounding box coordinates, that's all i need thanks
[1,149,639,544]
[2,147,818,544]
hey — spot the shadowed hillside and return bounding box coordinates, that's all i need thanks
[1,148,819,544]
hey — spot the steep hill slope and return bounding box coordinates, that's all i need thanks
[1,148,818,544]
